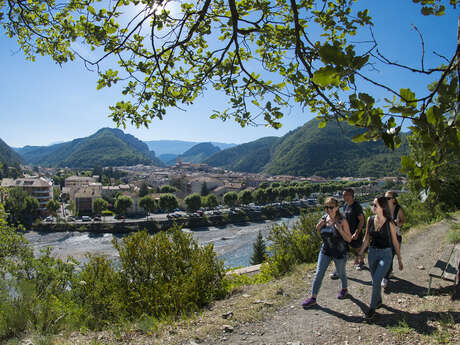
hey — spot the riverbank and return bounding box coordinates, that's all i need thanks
[25,214,302,268]
[30,204,310,233]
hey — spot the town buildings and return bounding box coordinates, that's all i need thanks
[1,176,53,212]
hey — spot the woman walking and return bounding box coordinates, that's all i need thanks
[382,190,405,288]
[359,196,403,320]
[302,197,352,308]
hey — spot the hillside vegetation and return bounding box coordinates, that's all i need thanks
[169,142,221,164]
[204,137,279,173]
[145,140,235,156]
[0,138,23,167]
[205,119,409,177]
[15,128,164,168]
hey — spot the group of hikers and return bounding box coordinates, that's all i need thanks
[301,188,406,320]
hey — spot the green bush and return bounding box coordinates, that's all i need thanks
[266,210,322,277]
[446,224,460,244]
[113,226,226,318]
[0,249,81,339]
[398,192,447,230]
[76,255,123,329]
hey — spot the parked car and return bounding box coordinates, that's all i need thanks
[44,216,54,222]
[81,216,92,222]
[93,216,102,221]
[114,215,125,220]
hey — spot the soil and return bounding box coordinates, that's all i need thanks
[34,215,460,345]
[195,215,460,345]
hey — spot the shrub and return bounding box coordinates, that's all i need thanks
[266,210,322,277]
[76,255,123,329]
[446,224,460,244]
[398,192,447,230]
[113,226,226,319]
[0,248,81,339]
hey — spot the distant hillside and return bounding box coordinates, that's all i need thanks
[159,153,178,164]
[170,142,221,165]
[145,140,236,156]
[16,128,164,168]
[205,119,409,177]
[0,138,23,166]
[264,119,409,177]
[204,137,280,173]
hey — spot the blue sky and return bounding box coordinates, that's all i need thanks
[0,1,457,148]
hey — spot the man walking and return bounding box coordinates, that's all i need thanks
[330,188,365,279]
[343,188,365,269]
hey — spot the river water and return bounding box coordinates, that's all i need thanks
[24,216,301,269]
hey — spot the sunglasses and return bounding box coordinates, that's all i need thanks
[324,205,334,210]
[386,197,394,200]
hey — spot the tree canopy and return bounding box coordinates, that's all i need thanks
[2,0,459,198]
[114,195,133,215]
[184,193,202,212]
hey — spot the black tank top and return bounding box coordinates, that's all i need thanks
[369,216,392,249]
[320,215,349,259]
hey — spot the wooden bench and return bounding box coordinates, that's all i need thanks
[428,243,460,295]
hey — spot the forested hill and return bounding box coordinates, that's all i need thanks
[145,140,236,156]
[0,138,23,166]
[204,137,280,173]
[205,119,409,177]
[15,128,165,168]
[170,142,221,164]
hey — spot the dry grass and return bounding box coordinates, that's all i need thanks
[45,262,315,345]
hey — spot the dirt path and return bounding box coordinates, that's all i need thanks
[196,215,460,345]
[50,216,460,345]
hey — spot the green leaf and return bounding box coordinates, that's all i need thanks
[421,7,434,15]
[358,93,374,105]
[318,120,327,128]
[352,132,369,143]
[400,155,415,171]
[400,88,416,103]
[312,66,340,87]
[425,107,438,125]
[318,43,347,65]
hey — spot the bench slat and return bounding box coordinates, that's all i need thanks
[429,244,454,279]
[442,243,460,282]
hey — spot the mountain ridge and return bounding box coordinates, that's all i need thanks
[205,119,409,177]
[168,142,221,165]
[15,128,164,168]
[145,140,236,156]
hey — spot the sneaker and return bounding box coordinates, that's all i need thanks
[356,262,364,271]
[301,297,317,308]
[381,278,388,288]
[337,288,348,300]
[364,308,376,320]
[329,272,339,280]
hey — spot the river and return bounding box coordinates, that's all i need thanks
[24,216,302,269]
